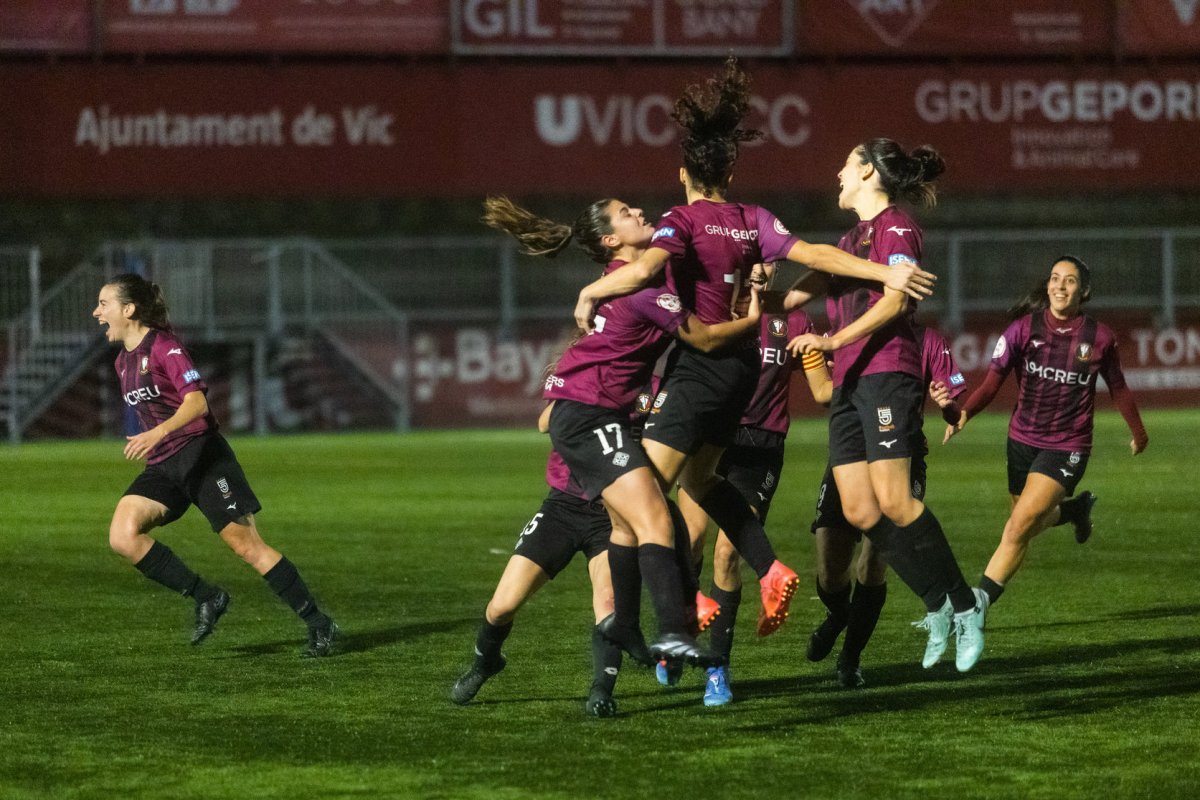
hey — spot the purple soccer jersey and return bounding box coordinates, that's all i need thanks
[990,309,1126,452]
[649,200,799,325]
[115,329,215,464]
[739,309,814,435]
[545,286,688,412]
[825,205,924,387]
[919,324,967,411]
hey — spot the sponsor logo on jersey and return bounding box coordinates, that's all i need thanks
[886,226,912,236]
[1025,360,1092,385]
[949,372,965,386]
[544,375,565,391]
[769,318,788,338]
[182,369,201,384]
[1076,343,1092,362]
[1031,339,1045,349]
[167,347,183,356]
[703,224,758,241]
[123,385,161,406]
[656,293,682,313]
[888,254,917,266]
[651,227,676,242]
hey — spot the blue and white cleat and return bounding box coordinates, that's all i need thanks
[703,666,733,707]
[655,658,683,687]
[913,598,954,668]
[954,588,988,673]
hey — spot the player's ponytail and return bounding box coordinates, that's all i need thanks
[673,55,763,196]
[859,139,946,209]
[106,272,173,332]
[483,195,617,265]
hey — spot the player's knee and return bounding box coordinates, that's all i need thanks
[108,516,143,558]
[485,599,518,625]
[712,538,741,582]
[842,505,880,532]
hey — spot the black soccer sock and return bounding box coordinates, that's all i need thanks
[842,581,887,661]
[865,509,973,613]
[666,499,701,602]
[591,624,622,695]
[637,543,689,636]
[135,540,217,601]
[606,543,643,629]
[708,584,742,662]
[1056,494,1087,527]
[263,557,329,628]
[473,616,513,670]
[979,575,1006,607]
[697,480,776,578]
[816,579,852,625]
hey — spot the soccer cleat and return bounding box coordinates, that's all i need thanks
[703,666,733,707]
[450,655,507,705]
[756,560,800,637]
[191,589,230,645]
[597,613,654,667]
[650,633,722,668]
[655,658,683,687]
[835,654,865,689]
[695,591,722,633]
[912,598,953,668]
[303,618,340,659]
[584,685,617,718]
[1073,491,1098,544]
[954,588,988,673]
[806,613,847,662]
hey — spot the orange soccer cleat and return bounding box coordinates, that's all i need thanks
[756,560,799,637]
[695,590,722,632]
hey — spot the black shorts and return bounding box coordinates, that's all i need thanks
[642,343,759,454]
[1007,438,1089,496]
[810,454,928,536]
[123,433,262,533]
[828,372,924,466]
[513,489,611,579]
[717,427,786,524]
[548,400,652,501]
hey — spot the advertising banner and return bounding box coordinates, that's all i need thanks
[450,0,791,56]
[3,62,1199,197]
[0,0,91,53]
[103,0,446,54]
[796,0,1112,56]
[1117,0,1200,55]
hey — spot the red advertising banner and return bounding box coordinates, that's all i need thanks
[1118,0,1200,55]
[450,0,791,55]
[796,0,1112,56]
[3,62,1200,197]
[0,0,91,52]
[103,0,446,54]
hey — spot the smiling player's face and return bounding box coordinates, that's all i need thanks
[1047,261,1084,318]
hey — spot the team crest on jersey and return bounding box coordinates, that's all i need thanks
[635,392,652,415]
[217,477,231,498]
[769,318,788,338]
[1068,452,1081,466]
[877,406,893,430]
[656,293,682,312]
[1076,343,1092,362]
[139,356,150,375]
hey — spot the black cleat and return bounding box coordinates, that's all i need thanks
[1073,491,1097,544]
[303,618,340,658]
[597,614,654,667]
[806,613,847,662]
[650,633,723,668]
[584,685,617,718]
[191,589,230,645]
[450,655,506,705]
[836,654,865,689]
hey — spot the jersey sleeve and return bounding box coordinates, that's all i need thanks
[630,289,688,336]
[1097,325,1129,391]
[649,209,691,260]
[873,219,920,267]
[754,206,800,263]
[923,328,967,399]
[155,337,207,395]
[989,318,1025,375]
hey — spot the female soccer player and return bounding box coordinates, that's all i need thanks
[945,255,1148,619]
[572,58,934,641]
[787,138,986,673]
[805,323,966,688]
[93,273,337,657]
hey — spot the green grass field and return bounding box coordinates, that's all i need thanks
[3,411,1198,799]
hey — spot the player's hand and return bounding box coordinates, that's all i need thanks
[942,410,968,444]
[787,332,832,358]
[1131,435,1148,456]
[124,427,165,460]
[745,286,761,323]
[929,380,951,408]
[574,291,597,332]
[886,264,937,300]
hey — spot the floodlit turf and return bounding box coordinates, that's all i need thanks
[3,411,1198,799]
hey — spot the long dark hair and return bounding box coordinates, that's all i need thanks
[482,195,617,265]
[1007,255,1092,319]
[672,56,763,197]
[106,272,172,332]
[857,139,946,209]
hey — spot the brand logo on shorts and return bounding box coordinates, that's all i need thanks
[880,439,898,449]
[1059,468,1075,478]
[1068,452,1081,466]
[613,452,629,467]
[877,406,893,426]
[217,477,231,498]
[227,503,237,511]
[652,391,667,412]
[763,471,776,490]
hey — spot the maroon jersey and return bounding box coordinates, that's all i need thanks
[649,200,799,325]
[115,329,215,464]
[919,325,967,413]
[990,309,1125,452]
[826,205,923,387]
[545,286,688,412]
[739,309,815,435]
